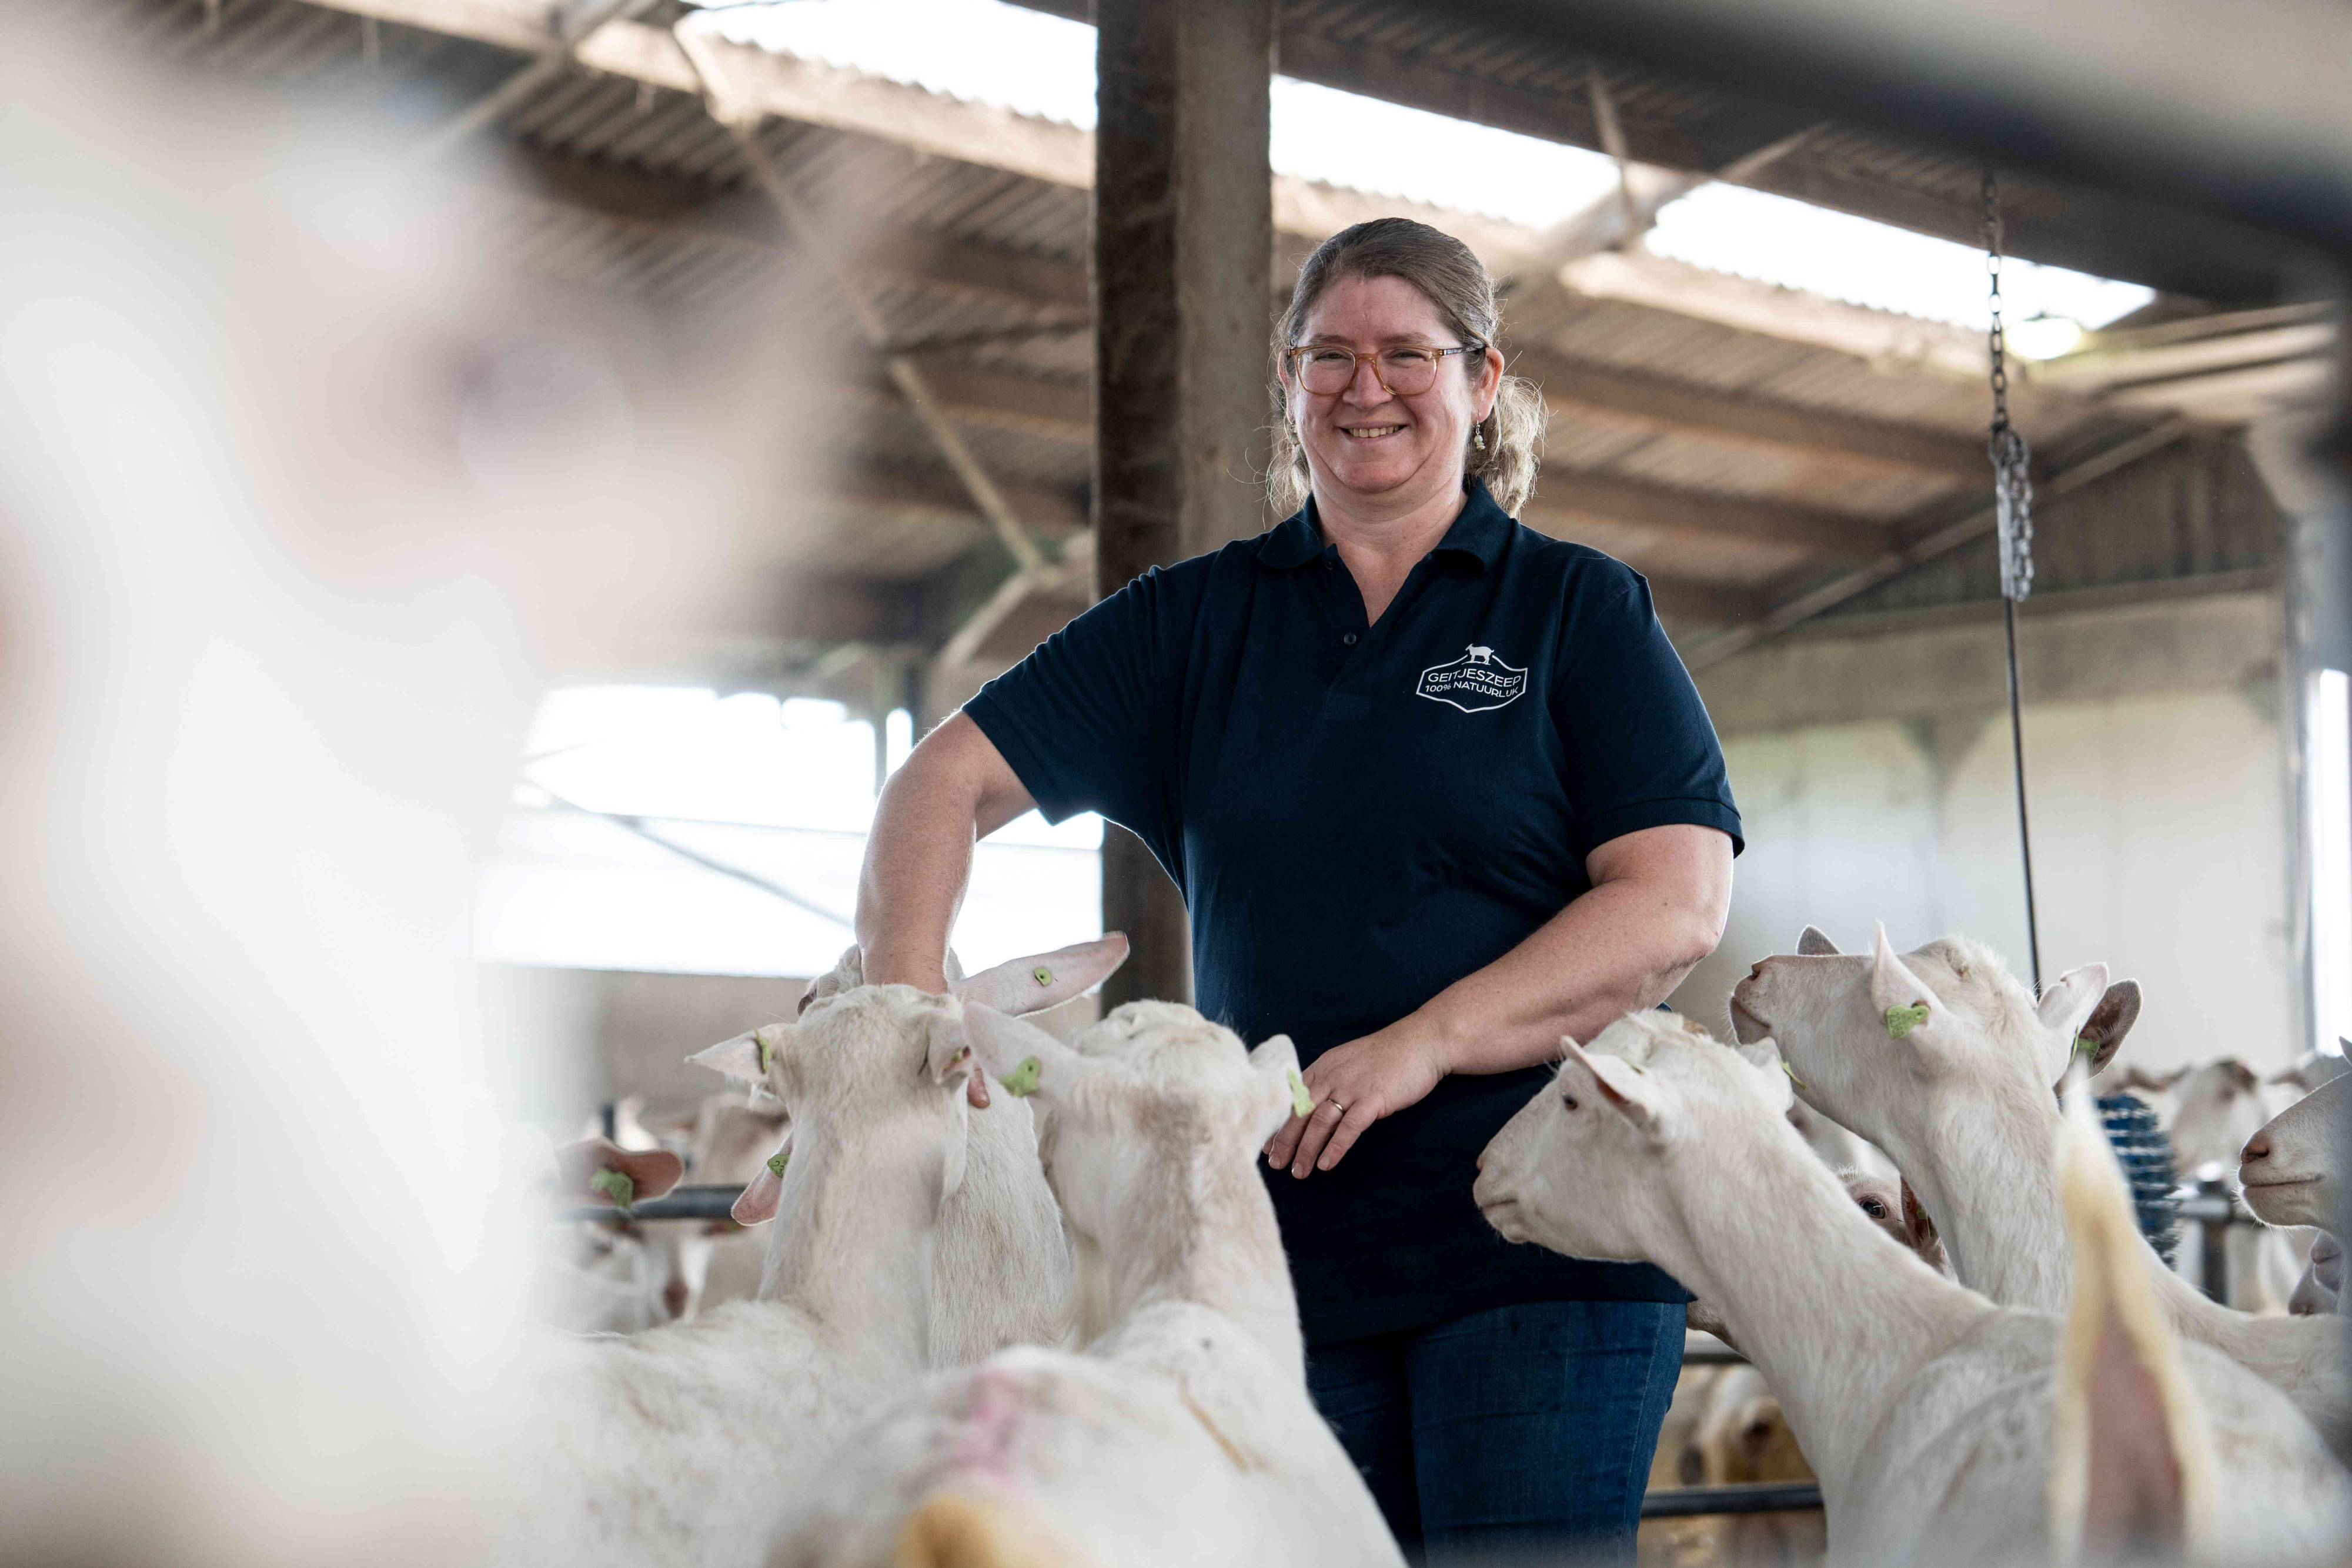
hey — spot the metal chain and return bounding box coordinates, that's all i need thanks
[1983,171,2035,603]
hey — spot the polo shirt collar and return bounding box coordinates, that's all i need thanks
[1255,478,1512,574]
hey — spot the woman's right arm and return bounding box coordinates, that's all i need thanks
[855,712,1038,994]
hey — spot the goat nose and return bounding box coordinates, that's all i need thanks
[662,1279,689,1319]
[2242,1131,2271,1164]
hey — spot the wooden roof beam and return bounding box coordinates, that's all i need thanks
[1514,346,1987,482]
[1525,472,1893,559]
[506,149,1094,315]
[826,465,1087,539]
[306,1,1551,263]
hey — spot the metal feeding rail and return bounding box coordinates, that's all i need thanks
[1643,1482,1825,1519]
[561,1185,745,1223]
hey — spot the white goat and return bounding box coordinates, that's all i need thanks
[1473,1010,2351,1566]
[2167,1059,2306,1313]
[1841,1166,1950,1277]
[1686,1167,1946,1351]
[500,986,987,1568]
[2291,1233,2343,1318]
[532,1138,690,1334]
[2239,1075,2346,1233]
[704,940,1118,1360]
[666,1095,793,1320]
[2242,1076,2348,1319]
[771,1001,1405,1568]
[1693,1364,1823,1568]
[498,943,1124,1568]
[2270,1049,2352,1098]
[1730,926,2352,1463]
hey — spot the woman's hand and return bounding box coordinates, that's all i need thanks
[1264,1016,1454,1178]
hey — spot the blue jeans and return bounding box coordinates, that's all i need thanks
[1306,1299,1684,1565]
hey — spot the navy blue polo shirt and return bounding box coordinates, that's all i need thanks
[964,478,1743,1346]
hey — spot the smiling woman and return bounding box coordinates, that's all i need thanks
[1268,226,1546,529]
[857,216,1742,1565]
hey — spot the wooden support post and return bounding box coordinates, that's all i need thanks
[1092,0,1273,1008]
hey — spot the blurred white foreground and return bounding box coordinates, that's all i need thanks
[0,29,809,1563]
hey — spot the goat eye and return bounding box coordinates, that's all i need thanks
[1561,1093,1579,1111]
[1862,1200,1886,1218]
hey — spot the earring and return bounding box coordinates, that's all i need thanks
[1473,425,1488,452]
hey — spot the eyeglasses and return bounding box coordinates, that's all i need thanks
[1283,341,1485,398]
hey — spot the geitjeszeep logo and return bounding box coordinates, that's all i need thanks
[1415,643,1528,713]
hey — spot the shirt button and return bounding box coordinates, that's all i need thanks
[1342,633,1358,646]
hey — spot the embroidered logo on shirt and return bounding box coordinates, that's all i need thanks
[1415,643,1528,713]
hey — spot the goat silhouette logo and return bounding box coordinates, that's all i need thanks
[1416,643,1527,713]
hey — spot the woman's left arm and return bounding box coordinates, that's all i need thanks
[1266,822,1734,1176]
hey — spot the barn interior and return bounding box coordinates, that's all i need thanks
[13,0,2352,1559]
[83,0,2342,1112]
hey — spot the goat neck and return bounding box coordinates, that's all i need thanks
[760,1124,937,1376]
[1670,1103,1989,1495]
[1091,1116,1303,1382]
[1905,1084,2075,1314]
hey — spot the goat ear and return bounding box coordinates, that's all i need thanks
[926,1015,978,1087]
[2068,979,2141,1082]
[556,1138,685,1207]
[730,1129,793,1226]
[691,1023,787,1087]
[2037,962,2112,1084]
[797,945,864,1017]
[953,934,1130,1017]
[960,1004,1094,1102]
[1564,1041,1668,1143]
[1247,1035,1305,1141]
[1900,1178,1940,1252]
[1735,1036,1795,1115]
[1797,925,1842,957]
[1870,925,1955,1068]
[2052,1087,2212,1554]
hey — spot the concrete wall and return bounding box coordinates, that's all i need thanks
[1670,584,2296,1076]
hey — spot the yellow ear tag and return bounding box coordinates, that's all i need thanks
[766,1149,789,1178]
[1033,966,1054,987]
[1285,1066,1314,1118]
[588,1168,634,1209]
[1001,1056,1043,1097]
[2073,1034,2097,1057]
[1781,1059,1807,1091]
[757,1030,776,1074]
[1884,1002,1931,1040]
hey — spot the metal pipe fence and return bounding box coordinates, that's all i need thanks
[1642,1482,1824,1519]
[562,1185,743,1223]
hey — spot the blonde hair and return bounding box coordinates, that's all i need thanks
[1267,218,1545,517]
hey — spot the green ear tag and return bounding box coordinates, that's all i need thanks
[766,1149,789,1178]
[1001,1056,1043,1097]
[1782,1059,1808,1091]
[757,1031,776,1074]
[589,1167,635,1209]
[2073,1034,2097,1057]
[1285,1066,1314,1118]
[1033,966,1054,987]
[1884,1002,1931,1040]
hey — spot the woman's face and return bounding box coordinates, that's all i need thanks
[1284,272,1502,517]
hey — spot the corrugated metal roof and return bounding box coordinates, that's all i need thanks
[86,0,2233,661]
